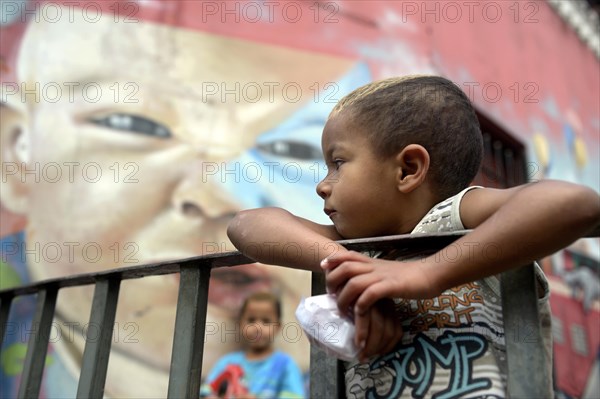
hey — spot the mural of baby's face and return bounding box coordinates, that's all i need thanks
[0,6,351,396]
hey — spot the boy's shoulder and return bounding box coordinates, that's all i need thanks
[414,184,530,233]
[270,350,298,365]
[411,185,480,234]
[215,351,246,366]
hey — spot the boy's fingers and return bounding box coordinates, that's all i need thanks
[355,311,371,362]
[386,326,404,355]
[325,260,373,296]
[354,281,394,316]
[354,309,369,351]
[362,309,382,361]
[336,273,376,314]
[381,314,403,355]
[320,251,369,271]
[360,300,403,360]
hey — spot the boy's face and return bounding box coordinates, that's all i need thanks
[317,113,405,239]
[239,300,280,352]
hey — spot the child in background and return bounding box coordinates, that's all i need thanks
[227,75,600,398]
[200,292,305,399]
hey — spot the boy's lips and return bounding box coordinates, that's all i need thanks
[324,208,336,216]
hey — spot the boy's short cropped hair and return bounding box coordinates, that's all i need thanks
[330,75,483,201]
[239,292,282,321]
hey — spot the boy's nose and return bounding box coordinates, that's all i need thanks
[316,179,330,199]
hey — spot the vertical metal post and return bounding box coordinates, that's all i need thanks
[0,295,14,349]
[77,278,121,398]
[18,287,58,399]
[168,264,211,398]
[501,264,551,398]
[310,272,344,399]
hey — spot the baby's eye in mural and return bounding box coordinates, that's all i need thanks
[88,113,171,139]
[257,140,322,160]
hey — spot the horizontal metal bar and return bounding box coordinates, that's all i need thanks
[1,227,598,299]
[0,225,600,298]
[0,251,252,298]
[0,232,468,298]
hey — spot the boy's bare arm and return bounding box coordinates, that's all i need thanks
[227,207,345,273]
[431,179,599,292]
[323,180,598,361]
[327,180,600,315]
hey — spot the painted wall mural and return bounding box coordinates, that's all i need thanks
[1,1,598,397]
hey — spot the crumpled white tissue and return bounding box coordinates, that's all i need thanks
[295,294,360,361]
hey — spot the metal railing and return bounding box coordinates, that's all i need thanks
[1,229,599,398]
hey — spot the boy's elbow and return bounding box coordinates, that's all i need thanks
[226,207,288,243]
[583,189,600,233]
[226,209,254,243]
[569,185,600,233]
[226,213,242,243]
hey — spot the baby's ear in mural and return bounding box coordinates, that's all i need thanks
[0,94,30,214]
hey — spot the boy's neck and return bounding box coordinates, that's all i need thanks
[397,186,441,233]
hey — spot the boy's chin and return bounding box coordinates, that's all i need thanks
[246,343,273,353]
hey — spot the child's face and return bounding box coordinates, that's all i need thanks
[239,300,280,352]
[317,113,406,238]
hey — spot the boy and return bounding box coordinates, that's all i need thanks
[200,292,305,399]
[227,76,600,398]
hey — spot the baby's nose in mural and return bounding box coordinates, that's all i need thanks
[172,165,240,221]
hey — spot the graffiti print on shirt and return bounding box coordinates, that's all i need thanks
[346,331,492,399]
[396,283,485,334]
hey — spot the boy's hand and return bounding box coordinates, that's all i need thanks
[321,251,439,362]
[321,251,441,320]
[355,297,404,363]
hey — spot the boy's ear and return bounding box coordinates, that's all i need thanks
[0,97,31,214]
[394,144,430,193]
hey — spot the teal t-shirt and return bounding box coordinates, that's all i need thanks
[200,351,304,399]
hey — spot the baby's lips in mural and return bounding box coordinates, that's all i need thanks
[208,264,273,315]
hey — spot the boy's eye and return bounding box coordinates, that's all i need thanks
[88,113,171,139]
[333,159,344,170]
[257,140,322,160]
[246,317,257,323]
